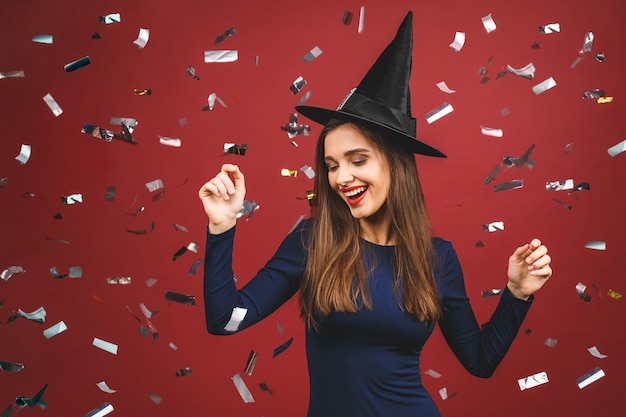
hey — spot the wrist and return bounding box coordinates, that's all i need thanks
[208,219,237,235]
[507,281,531,301]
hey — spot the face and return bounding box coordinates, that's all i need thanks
[323,124,391,223]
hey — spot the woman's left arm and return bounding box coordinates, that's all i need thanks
[437,239,552,378]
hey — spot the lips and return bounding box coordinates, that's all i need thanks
[340,185,368,206]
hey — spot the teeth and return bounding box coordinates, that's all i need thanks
[344,186,366,197]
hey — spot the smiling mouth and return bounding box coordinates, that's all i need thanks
[342,186,368,205]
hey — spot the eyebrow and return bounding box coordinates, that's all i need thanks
[324,148,371,162]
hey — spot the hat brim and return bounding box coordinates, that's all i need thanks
[296,105,447,158]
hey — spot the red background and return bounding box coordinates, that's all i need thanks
[1,0,625,416]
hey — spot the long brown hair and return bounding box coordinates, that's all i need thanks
[300,119,442,329]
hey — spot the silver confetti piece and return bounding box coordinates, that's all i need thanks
[43,93,63,116]
[518,371,549,390]
[0,360,25,372]
[204,50,238,63]
[232,373,255,403]
[1,266,25,281]
[607,139,626,157]
[506,63,535,79]
[175,367,192,377]
[546,180,573,191]
[82,123,114,141]
[539,23,560,34]
[18,307,46,323]
[449,32,465,52]
[0,70,25,79]
[576,367,605,389]
[149,393,162,404]
[214,27,237,45]
[224,307,247,332]
[99,13,121,24]
[544,338,558,348]
[245,350,258,375]
[188,259,201,276]
[15,144,31,164]
[61,193,83,204]
[302,46,323,63]
[105,186,116,202]
[482,289,503,297]
[133,28,150,48]
[110,117,138,127]
[482,221,504,232]
[425,102,454,124]
[585,241,606,250]
[107,277,132,284]
[43,321,68,339]
[300,165,315,179]
[424,369,442,378]
[85,402,114,417]
[494,179,524,192]
[236,200,259,220]
[92,337,118,355]
[532,77,557,95]
[290,76,307,94]
[145,179,164,192]
[481,13,497,33]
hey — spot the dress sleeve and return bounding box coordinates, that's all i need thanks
[436,240,532,378]
[203,222,308,335]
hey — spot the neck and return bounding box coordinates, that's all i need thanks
[359,215,395,246]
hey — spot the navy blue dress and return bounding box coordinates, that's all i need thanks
[204,220,532,417]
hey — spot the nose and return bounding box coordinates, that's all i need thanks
[335,164,354,186]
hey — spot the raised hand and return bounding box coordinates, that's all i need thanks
[506,239,552,300]
[198,164,246,234]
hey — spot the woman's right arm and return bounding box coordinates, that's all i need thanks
[199,165,307,335]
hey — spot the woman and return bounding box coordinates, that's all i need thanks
[199,12,552,417]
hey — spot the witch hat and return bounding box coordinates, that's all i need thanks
[296,11,446,158]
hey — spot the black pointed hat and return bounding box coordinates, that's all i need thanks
[296,11,446,158]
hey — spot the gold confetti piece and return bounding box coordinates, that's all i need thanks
[133,89,151,96]
[92,294,106,303]
[281,169,298,177]
[608,289,622,300]
[597,96,613,103]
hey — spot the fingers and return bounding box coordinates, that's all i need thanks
[199,164,245,201]
[521,238,552,277]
